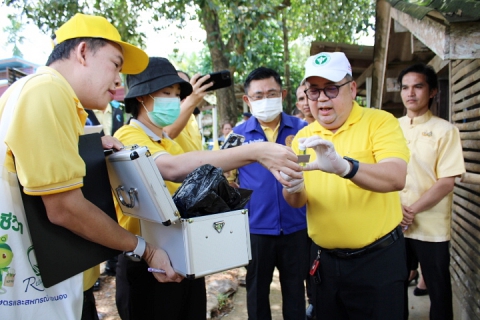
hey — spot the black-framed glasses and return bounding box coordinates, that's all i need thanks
[304,81,352,101]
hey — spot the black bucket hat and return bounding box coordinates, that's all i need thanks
[124,57,193,113]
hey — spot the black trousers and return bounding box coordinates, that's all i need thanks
[116,254,207,320]
[246,229,309,320]
[306,236,315,305]
[312,233,407,320]
[81,287,99,320]
[405,239,453,320]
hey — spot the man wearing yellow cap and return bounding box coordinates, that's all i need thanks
[0,13,182,319]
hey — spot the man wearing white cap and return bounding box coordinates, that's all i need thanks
[282,52,410,319]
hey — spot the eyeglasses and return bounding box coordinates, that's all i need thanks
[247,91,282,101]
[304,81,352,101]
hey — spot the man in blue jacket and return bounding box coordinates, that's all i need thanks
[233,67,308,320]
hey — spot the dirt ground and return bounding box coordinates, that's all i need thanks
[93,270,237,320]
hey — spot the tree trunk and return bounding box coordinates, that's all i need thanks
[282,11,292,114]
[197,1,238,127]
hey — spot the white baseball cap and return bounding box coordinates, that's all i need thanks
[302,52,352,83]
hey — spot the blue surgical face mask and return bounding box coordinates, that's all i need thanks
[143,96,181,128]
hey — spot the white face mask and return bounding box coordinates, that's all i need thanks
[249,97,283,122]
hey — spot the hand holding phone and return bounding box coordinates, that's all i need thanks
[200,70,232,91]
[220,133,245,149]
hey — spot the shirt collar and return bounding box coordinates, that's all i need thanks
[245,112,292,133]
[129,119,163,142]
[311,101,362,135]
[37,66,87,125]
[408,110,433,125]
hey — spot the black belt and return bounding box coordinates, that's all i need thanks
[320,226,402,259]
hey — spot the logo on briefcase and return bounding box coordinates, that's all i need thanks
[213,221,225,233]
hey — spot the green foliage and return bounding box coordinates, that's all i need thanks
[288,0,375,43]
[216,292,230,309]
[12,0,148,47]
[169,47,212,76]
[6,0,375,122]
[3,13,25,57]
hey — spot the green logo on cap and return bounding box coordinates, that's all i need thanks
[314,54,330,66]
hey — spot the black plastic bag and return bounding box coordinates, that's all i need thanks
[172,164,253,218]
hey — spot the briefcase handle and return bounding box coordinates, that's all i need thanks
[116,186,138,208]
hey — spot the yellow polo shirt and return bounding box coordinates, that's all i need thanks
[0,67,98,291]
[113,120,183,235]
[399,110,465,242]
[93,103,113,136]
[173,114,202,152]
[292,102,410,249]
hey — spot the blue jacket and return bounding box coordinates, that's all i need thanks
[233,112,307,235]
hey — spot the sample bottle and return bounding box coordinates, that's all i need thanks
[299,144,307,167]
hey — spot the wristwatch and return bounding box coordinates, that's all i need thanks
[124,235,146,262]
[342,157,359,179]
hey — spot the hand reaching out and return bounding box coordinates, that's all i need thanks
[255,142,303,186]
[280,171,304,193]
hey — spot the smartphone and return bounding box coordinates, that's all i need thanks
[201,70,232,91]
[220,133,245,149]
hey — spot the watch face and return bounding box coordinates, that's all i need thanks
[124,252,142,262]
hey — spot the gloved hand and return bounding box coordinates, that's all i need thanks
[299,136,350,177]
[280,171,304,193]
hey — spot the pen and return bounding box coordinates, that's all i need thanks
[147,267,166,274]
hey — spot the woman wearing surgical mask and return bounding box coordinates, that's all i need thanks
[113,57,303,320]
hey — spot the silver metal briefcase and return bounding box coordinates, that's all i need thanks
[105,145,180,226]
[141,209,252,279]
[106,145,252,277]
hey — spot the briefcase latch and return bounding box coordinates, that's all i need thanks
[116,186,138,208]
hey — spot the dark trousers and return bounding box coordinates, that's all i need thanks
[81,287,99,320]
[312,233,407,320]
[116,254,207,320]
[246,229,309,320]
[306,236,315,305]
[405,239,453,320]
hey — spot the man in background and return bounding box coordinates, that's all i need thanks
[236,112,252,126]
[295,83,315,124]
[398,63,465,320]
[91,100,125,136]
[233,67,308,320]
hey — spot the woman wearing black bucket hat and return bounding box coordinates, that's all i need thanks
[113,57,303,320]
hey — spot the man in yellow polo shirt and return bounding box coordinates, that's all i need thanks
[0,14,183,320]
[398,63,465,320]
[283,52,410,319]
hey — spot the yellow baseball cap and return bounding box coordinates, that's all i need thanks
[52,13,148,74]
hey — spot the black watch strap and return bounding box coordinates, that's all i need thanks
[342,157,359,179]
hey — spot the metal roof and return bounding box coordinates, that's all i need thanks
[0,56,39,72]
[387,0,480,22]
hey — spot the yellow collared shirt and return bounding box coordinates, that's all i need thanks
[399,110,465,242]
[292,102,410,249]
